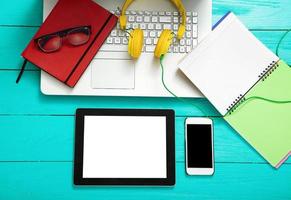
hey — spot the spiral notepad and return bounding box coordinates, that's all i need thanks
[227,60,279,114]
[225,60,291,168]
[179,12,291,167]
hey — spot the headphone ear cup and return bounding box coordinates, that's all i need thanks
[128,29,144,59]
[154,30,173,58]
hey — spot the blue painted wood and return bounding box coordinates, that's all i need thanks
[0,0,42,26]
[212,0,291,29]
[2,116,289,164]
[0,29,291,71]
[1,0,291,29]
[0,0,290,199]
[0,163,290,200]
[0,27,38,70]
[0,70,219,116]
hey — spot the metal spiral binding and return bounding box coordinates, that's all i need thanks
[227,60,280,115]
[258,61,279,81]
[227,96,247,115]
[226,94,245,114]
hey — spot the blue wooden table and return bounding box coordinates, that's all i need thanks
[1,0,291,199]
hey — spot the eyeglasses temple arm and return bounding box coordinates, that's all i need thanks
[16,59,28,84]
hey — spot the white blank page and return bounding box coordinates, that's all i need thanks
[83,116,167,178]
[179,13,278,115]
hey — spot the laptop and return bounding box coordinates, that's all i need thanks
[41,0,212,97]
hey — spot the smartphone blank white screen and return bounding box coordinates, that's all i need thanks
[82,116,167,178]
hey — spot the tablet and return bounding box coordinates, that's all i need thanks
[74,109,175,186]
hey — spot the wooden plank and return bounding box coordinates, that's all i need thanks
[0,70,219,116]
[0,0,42,26]
[255,31,291,63]
[0,30,290,115]
[1,28,290,70]
[213,0,291,29]
[0,27,37,70]
[0,115,289,164]
[1,0,291,29]
[0,162,290,200]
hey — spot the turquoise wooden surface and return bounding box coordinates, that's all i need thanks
[0,0,291,199]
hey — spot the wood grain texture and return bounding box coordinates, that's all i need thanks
[1,0,291,29]
[213,0,291,29]
[0,70,219,116]
[0,0,42,26]
[1,29,291,70]
[0,163,290,200]
[0,0,291,199]
[0,27,37,70]
[2,116,289,164]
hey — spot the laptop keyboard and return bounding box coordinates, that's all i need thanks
[100,10,198,54]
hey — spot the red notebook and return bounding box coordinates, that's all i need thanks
[20,0,117,87]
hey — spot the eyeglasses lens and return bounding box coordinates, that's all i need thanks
[38,35,62,53]
[67,27,91,46]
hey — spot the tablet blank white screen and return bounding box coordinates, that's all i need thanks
[83,116,167,178]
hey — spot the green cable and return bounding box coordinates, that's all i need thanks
[229,96,291,116]
[245,96,291,104]
[160,55,210,117]
[160,55,291,117]
[160,29,291,116]
[275,29,291,66]
[160,55,179,98]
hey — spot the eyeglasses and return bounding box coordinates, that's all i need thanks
[34,26,91,53]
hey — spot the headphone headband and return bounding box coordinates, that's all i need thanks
[119,0,186,39]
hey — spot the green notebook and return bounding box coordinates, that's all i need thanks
[224,60,291,168]
[179,12,291,168]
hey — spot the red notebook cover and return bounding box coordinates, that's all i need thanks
[22,0,117,87]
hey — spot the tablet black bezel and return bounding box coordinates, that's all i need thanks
[74,108,175,186]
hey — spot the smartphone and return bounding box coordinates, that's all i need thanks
[185,117,214,175]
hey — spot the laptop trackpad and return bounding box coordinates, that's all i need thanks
[91,59,135,89]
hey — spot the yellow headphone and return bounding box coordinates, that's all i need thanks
[119,0,186,59]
